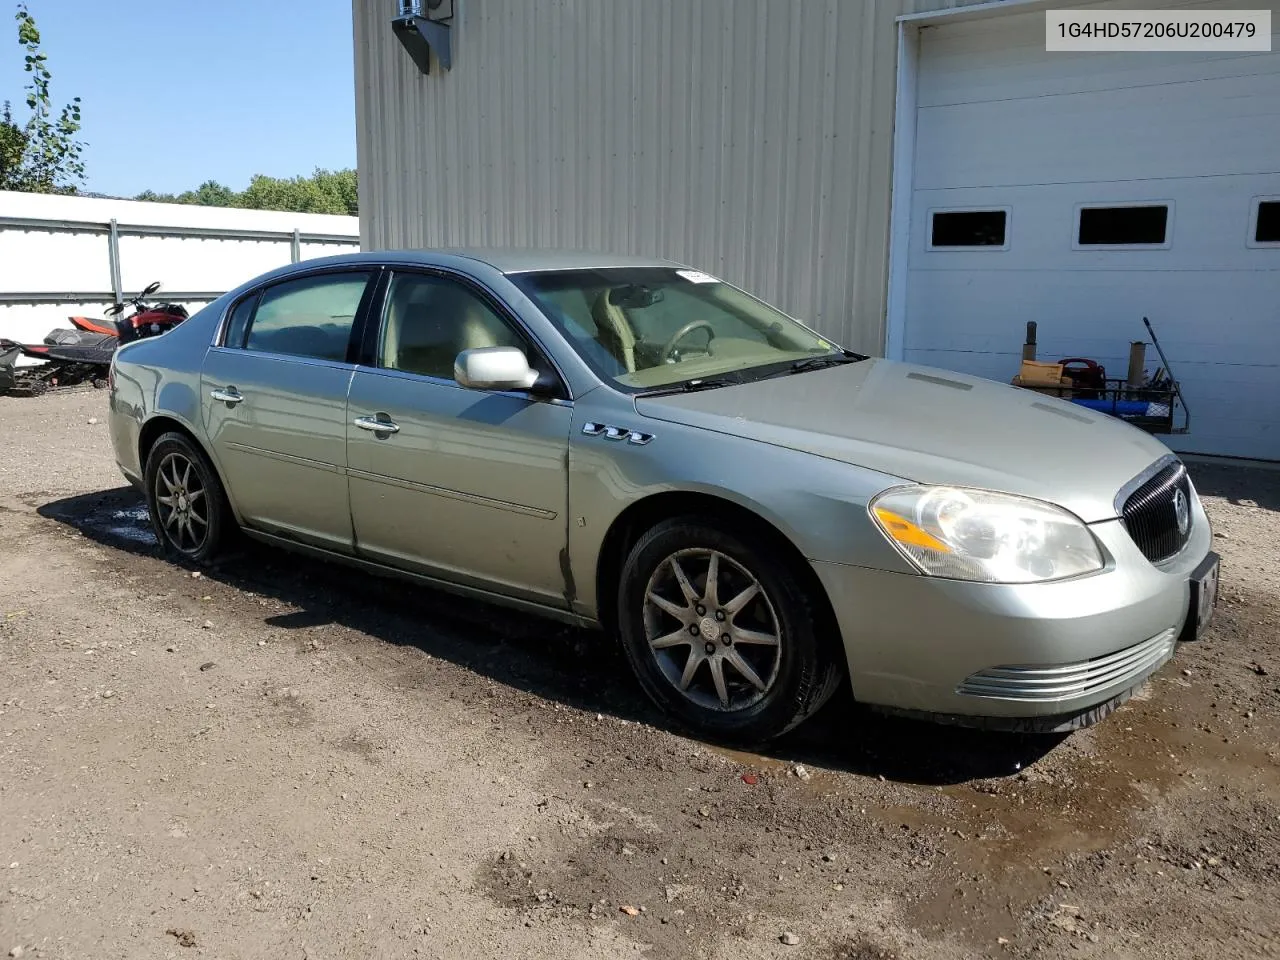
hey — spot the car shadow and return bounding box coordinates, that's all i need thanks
[38,486,1063,786]
[1188,461,1280,513]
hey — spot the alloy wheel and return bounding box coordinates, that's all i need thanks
[642,548,783,711]
[154,452,209,554]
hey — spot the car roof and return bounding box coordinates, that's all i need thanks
[444,248,685,273]
[292,248,687,276]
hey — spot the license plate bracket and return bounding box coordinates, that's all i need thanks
[1179,551,1221,642]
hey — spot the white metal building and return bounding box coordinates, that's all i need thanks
[353,0,1280,460]
[0,192,360,346]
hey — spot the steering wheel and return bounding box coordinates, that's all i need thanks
[661,319,716,361]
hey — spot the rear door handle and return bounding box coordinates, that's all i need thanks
[210,387,243,405]
[353,415,400,434]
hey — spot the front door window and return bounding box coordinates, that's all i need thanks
[379,273,529,380]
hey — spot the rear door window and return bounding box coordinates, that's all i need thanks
[243,272,373,362]
[222,293,258,349]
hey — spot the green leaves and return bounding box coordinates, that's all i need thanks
[15,1,36,46]
[135,169,359,215]
[1,3,86,194]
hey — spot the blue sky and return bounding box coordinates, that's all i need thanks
[1,0,357,197]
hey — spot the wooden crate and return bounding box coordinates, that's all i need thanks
[1011,374,1073,399]
[1018,359,1066,385]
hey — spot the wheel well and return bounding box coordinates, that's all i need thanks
[138,416,202,473]
[594,492,843,656]
[138,417,193,471]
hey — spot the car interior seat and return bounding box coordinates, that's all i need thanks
[591,290,637,373]
[385,280,523,380]
[456,299,520,356]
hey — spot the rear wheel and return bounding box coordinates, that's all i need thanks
[617,517,842,744]
[143,432,230,564]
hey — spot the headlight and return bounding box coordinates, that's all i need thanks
[869,486,1104,584]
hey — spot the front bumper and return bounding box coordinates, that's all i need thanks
[812,497,1212,724]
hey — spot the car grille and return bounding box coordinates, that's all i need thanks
[957,627,1177,702]
[1120,459,1193,563]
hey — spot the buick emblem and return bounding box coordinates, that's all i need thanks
[1173,488,1190,536]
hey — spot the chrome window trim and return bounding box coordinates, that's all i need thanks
[352,362,574,407]
[211,289,262,350]
[210,298,236,348]
[205,344,358,374]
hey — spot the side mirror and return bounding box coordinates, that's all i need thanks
[454,346,539,392]
[142,281,161,297]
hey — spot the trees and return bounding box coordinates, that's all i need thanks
[136,168,359,215]
[135,180,238,208]
[0,4,85,193]
[236,168,358,216]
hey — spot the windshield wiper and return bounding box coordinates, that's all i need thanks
[634,376,740,398]
[788,350,866,375]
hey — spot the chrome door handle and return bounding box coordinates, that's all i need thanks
[353,415,400,434]
[210,387,243,405]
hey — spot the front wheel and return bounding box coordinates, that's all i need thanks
[617,518,842,744]
[143,432,230,564]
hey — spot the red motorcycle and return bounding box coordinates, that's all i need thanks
[107,281,190,344]
[0,282,189,396]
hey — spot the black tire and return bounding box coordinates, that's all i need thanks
[617,516,842,744]
[143,431,231,564]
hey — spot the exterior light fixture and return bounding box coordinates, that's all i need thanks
[393,0,453,74]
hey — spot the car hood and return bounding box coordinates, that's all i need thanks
[634,359,1175,523]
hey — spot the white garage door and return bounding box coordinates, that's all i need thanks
[899,2,1280,460]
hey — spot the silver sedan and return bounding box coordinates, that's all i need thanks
[108,250,1219,742]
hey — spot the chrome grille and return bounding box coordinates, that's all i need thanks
[957,628,1177,702]
[1119,459,1192,563]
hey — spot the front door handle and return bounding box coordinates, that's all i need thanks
[210,387,243,405]
[353,415,400,434]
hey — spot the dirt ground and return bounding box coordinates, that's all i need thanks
[1,389,1278,960]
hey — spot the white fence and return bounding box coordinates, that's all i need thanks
[0,191,360,347]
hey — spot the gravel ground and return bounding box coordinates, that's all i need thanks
[1,389,1278,960]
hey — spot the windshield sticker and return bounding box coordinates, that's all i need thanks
[676,269,718,284]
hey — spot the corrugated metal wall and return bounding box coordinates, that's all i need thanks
[353,0,991,353]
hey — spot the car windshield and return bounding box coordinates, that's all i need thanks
[508,267,845,391]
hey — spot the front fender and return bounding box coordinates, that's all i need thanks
[567,401,916,618]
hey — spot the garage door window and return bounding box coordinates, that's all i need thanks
[928,209,1008,250]
[1076,204,1170,248]
[1251,199,1280,246]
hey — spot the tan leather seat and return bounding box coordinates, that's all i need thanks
[456,300,508,354]
[383,283,438,371]
[383,279,523,379]
[591,291,637,373]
